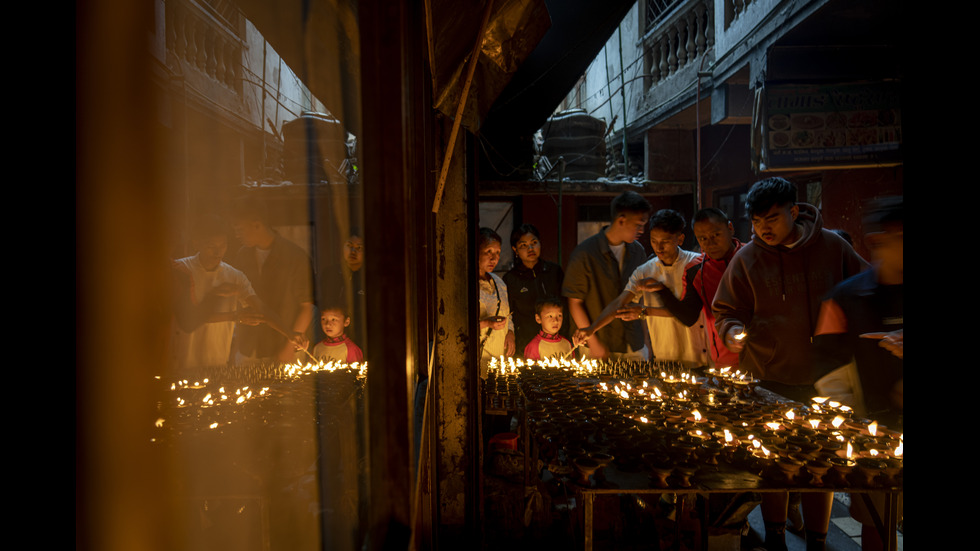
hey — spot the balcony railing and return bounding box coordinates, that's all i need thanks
[165,0,244,92]
[642,0,713,87]
[724,0,759,30]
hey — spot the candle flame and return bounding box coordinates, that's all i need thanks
[734,331,747,341]
[809,419,820,429]
[812,396,828,404]
[766,422,780,431]
[868,421,878,436]
[640,417,648,424]
[155,418,165,428]
[846,441,853,459]
[785,409,795,420]
[869,449,879,457]
[832,416,845,429]
[692,410,702,422]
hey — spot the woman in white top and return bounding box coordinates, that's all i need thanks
[476,227,515,373]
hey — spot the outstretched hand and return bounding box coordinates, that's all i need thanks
[572,327,594,348]
[636,278,665,293]
[615,305,644,322]
[724,324,746,353]
[861,329,903,359]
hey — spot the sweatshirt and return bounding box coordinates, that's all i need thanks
[711,203,868,385]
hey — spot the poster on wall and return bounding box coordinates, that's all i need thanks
[758,81,902,171]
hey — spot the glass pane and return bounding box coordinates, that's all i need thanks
[80,1,368,549]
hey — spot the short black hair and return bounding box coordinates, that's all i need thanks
[693,208,729,228]
[478,227,502,250]
[319,303,350,319]
[510,223,540,248]
[862,196,903,234]
[610,191,651,221]
[649,209,685,234]
[535,296,562,315]
[745,177,797,217]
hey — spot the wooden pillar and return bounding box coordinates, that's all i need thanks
[360,0,419,547]
[433,125,478,544]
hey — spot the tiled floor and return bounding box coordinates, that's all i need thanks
[744,493,902,550]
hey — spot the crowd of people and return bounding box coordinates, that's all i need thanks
[168,178,902,550]
[169,195,363,372]
[477,177,902,551]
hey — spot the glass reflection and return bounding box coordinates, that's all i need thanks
[150,0,368,549]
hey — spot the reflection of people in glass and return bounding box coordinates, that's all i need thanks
[312,304,364,363]
[477,227,515,371]
[171,215,290,370]
[343,234,364,272]
[230,197,314,364]
[334,231,366,346]
[503,224,566,356]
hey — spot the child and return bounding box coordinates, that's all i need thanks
[312,305,364,363]
[523,297,573,360]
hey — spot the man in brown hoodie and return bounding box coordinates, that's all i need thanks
[712,177,867,551]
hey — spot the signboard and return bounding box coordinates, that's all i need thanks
[759,82,902,171]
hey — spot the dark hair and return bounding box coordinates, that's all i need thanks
[610,191,651,221]
[745,177,797,217]
[829,228,854,246]
[320,303,350,319]
[649,209,686,234]
[693,208,729,228]
[510,223,541,248]
[478,227,502,249]
[862,196,903,233]
[230,194,270,225]
[535,296,563,315]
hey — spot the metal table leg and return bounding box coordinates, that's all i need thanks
[584,492,594,551]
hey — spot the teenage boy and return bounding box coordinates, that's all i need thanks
[313,305,364,363]
[815,196,903,427]
[814,196,902,551]
[230,196,315,364]
[562,191,650,360]
[572,209,706,363]
[637,208,745,367]
[523,297,573,360]
[712,177,867,551]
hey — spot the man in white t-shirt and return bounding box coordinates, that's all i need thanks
[573,209,707,364]
[172,216,277,370]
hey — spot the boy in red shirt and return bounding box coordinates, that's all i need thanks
[312,305,364,363]
[523,297,573,360]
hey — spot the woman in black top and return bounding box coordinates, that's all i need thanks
[503,224,567,357]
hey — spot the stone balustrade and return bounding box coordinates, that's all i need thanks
[642,0,714,87]
[165,0,243,91]
[724,0,759,29]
